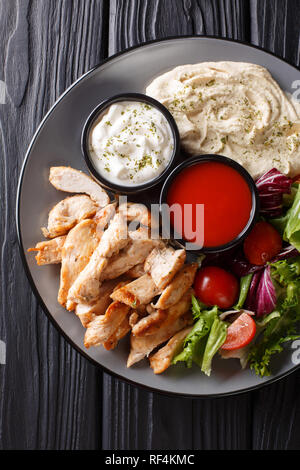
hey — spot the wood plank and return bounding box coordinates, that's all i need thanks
[104,0,252,451]
[250,0,300,450]
[109,0,250,54]
[252,373,300,450]
[0,0,108,449]
[250,0,300,66]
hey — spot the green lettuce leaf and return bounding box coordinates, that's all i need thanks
[233,274,253,310]
[172,305,217,368]
[271,184,300,249]
[201,317,227,376]
[173,297,227,375]
[284,185,300,250]
[248,257,300,376]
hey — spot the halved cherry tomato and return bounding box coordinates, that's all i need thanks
[221,313,256,351]
[194,266,239,309]
[243,221,282,266]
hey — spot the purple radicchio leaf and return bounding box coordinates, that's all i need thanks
[272,244,299,262]
[256,168,293,218]
[245,266,276,317]
[227,248,264,277]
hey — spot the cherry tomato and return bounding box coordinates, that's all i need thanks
[194,266,239,309]
[243,221,282,266]
[221,313,256,351]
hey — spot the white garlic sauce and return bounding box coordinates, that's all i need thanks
[89,101,174,186]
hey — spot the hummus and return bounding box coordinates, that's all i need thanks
[146,62,300,178]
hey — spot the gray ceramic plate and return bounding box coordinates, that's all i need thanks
[17,37,300,397]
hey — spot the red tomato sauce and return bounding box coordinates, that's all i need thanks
[166,161,252,247]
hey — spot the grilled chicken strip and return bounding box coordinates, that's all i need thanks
[110,273,161,308]
[127,288,193,367]
[129,310,140,327]
[127,312,193,367]
[149,326,193,374]
[84,301,131,348]
[103,315,131,351]
[132,288,193,337]
[126,263,145,279]
[131,309,168,337]
[100,233,163,281]
[152,263,198,309]
[75,278,123,327]
[31,203,117,267]
[118,202,152,227]
[41,195,97,238]
[28,236,66,265]
[144,246,186,289]
[58,219,99,307]
[49,166,110,207]
[75,278,124,321]
[94,202,117,235]
[67,212,129,304]
[95,212,129,258]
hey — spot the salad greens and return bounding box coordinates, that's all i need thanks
[248,257,300,376]
[173,297,227,376]
[271,184,300,251]
[283,184,300,251]
[233,274,253,310]
[243,181,300,376]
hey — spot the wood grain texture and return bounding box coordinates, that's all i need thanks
[0,0,109,449]
[109,0,250,54]
[1,0,300,451]
[250,0,300,66]
[4,0,30,107]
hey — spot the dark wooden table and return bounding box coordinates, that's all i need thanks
[1,0,300,450]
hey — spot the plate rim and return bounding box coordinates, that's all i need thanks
[16,34,300,398]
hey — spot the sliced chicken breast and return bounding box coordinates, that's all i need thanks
[95,212,128,258]
[131,309,168,337]
[74,278,122,326]
[126,263,145,279]
[94,202,117,235]
[67,213,129,304]
[127,312,193,367]
[41,195,97,238]
[118,202,152,227]
[110,273,161,308]
[132,287,193,337]
[101,237,160,281]
[152,263,198,309]
[58,219,99,307]
[149,326,193,374]
[127,288,193,367]
[49,166,110,207]
[84,301,131,348]
[28,235,66,265]
[103,315,131,351]
[144,247,186,289]
[129,310,140,327]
